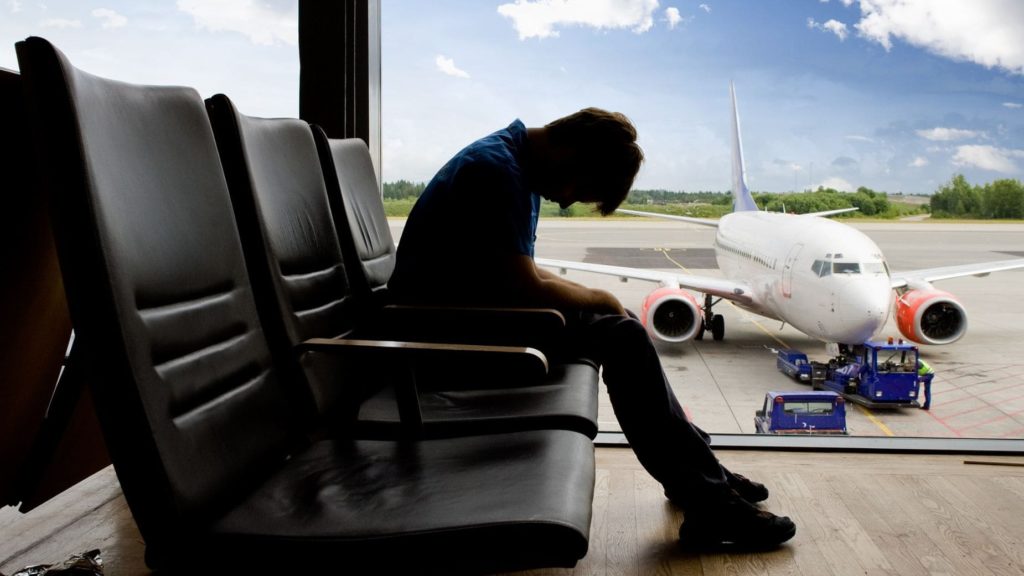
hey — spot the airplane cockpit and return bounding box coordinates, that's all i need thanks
[811,253,890,278]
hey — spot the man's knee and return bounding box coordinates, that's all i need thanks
[564,312,656,363]
[594,314,656,355]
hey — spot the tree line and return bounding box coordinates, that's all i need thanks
[382,175,1023,220]
[929,174,1024,219]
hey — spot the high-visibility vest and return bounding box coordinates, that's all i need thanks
[918,359,934,376]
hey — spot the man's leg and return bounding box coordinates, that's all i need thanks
[563,313,773,504]
[562,311,727,501]
[562,311,794,547]
[691,419,769,503]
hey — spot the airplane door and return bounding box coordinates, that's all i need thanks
[782,243,803,298]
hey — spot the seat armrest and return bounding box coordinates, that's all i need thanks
[297,338,550,437]
[298,337,548,367]
[373,305,566,352]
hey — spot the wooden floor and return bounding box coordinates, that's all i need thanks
[3,448,1024,575]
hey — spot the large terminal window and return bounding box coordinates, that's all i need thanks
[381,2,1024,453]
[0,3,300,117]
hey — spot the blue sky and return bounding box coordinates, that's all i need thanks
[3,1,1023,194]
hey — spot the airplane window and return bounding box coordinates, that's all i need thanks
[833,262,861,274]
[862,262,886,274]
[811,260,832,277]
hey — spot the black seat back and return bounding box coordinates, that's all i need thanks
[314,134,396,299]
[16,37,298,555]
[207,95,371,419]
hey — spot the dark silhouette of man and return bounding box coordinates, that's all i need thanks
[390,108,795,549]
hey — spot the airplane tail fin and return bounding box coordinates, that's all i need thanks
[730,82,759,212]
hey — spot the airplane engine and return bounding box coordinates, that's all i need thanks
[895,288,968,345]
[640,287,703,343]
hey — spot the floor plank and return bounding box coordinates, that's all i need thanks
[3,449,1024,576]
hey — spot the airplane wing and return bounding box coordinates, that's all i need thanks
[535,256,755,306]
[807,207,858,217]
[616,206,857,224]
[615,208,719,228]
[891,258,1024,289]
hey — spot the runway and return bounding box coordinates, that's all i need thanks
[391,218,1024,441]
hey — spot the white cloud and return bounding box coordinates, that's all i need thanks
[41,18,83,29]
[853,0,1024,75]
[176,0,297,46]
[819,176,856,191]
[435,55,470,78]
[841,0,855,6]
[952,144,1024,173]
[1004,102,1023,109]
[807,17,848,41]
[497,0,659,40]
[845,134,874,142]
[916,127,982,141]
[699,3,711,13]
[823,19,848,40]
[9,0,21,13]
[665,7,682,29]
[909,156,929,167]
[92,8,127,29]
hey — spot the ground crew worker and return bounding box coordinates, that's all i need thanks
[918,358,935,410]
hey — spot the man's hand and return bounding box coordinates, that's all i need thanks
[504,255,627,316]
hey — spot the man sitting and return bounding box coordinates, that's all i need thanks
[389,108,796,549]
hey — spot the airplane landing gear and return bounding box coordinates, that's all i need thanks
[695,294,725,341]
[711,313,725,341]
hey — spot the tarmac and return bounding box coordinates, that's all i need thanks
[391,218,1024,441]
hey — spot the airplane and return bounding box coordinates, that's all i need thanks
[536,83,1024,346]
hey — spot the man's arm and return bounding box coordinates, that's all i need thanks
[536,265,589,288]
[508,254,626,316]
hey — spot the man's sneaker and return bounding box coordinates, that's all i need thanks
[678,490,796,550]
[725,469,769,503]
[664,471,769,507]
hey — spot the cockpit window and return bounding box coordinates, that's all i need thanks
[833,262,860,274]
[862,262,886,274]
[811,259,831,277]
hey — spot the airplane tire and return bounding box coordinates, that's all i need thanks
[711,314,725,341]
[695,321,705,341]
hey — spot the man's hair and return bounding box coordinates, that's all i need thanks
[545,107,644,215]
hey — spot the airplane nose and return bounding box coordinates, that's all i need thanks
[837,280,891,342]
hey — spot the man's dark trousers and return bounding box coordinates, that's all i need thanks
[560,311,730,506]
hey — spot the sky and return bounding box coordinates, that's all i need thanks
[2,1,1023,195]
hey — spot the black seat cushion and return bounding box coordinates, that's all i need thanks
[210,430,594,573]
[357,361,598,439]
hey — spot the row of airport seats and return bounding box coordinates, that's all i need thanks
[10,36,599,573]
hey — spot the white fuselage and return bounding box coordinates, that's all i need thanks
[714,211,892,343]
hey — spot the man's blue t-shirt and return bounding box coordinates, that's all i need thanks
[389,120,540,302]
